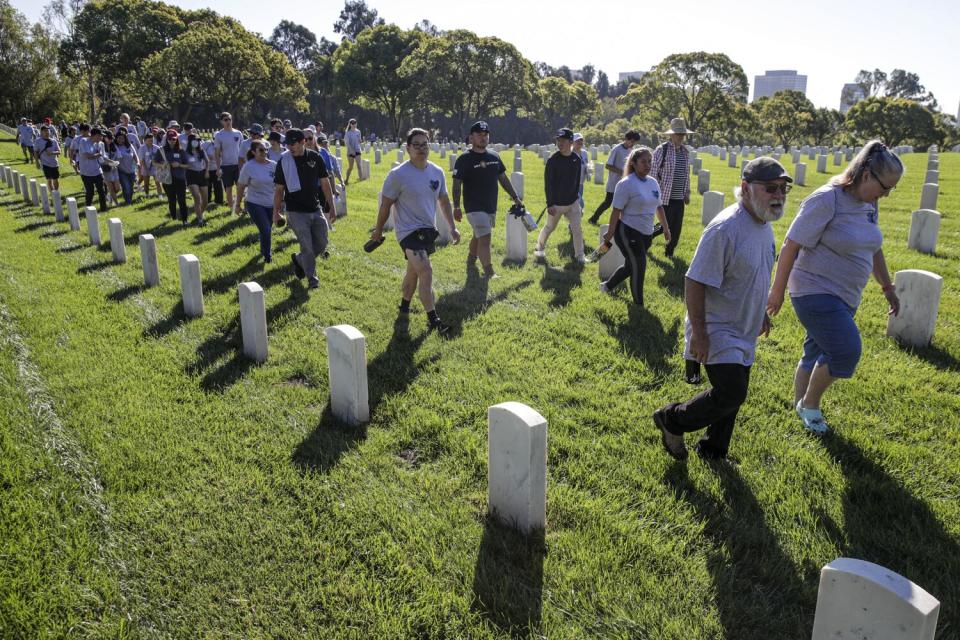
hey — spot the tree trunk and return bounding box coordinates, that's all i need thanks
[86,69,96,123]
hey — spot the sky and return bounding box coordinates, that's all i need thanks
[14,0,958,118]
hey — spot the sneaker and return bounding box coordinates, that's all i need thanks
[653,410,688,461]
[482,264,497,278]
[264,255,272,264]
[533,246,546,259]
[429,318,451,337]
[574,255,586,265]
[467,253,478,266]
[291,253,305,279]
[308,276,320,289]
[599,282,611,294]
[796,400,830,434]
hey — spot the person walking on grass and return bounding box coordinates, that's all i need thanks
[36,125,61,193]
[17,118,37,163]
[185,133,208,225]
[766,141,902,435]
[588,130,640,225]
[102,131,122,207]
[534,128,585,263]
[240,123,265,170]
[237,140,278,264]
[78,127,108,212]
[215,112,243,215]
[653,157,790,462]
[369,128,460,336]
[599,146,671,306]
[273,128,337,290]
[202,136,223,207]
[573,132,589,209]
[344,118,363,184]
[452,120,523,278]
[650,117,693,257]
[114,128,140,206]
[154,129,190,224]
[138,131,161,199]
[70,123,89,175]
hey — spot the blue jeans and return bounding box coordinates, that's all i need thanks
[791,293,861,378]
[246,202,273,260]
[118,170,136,205]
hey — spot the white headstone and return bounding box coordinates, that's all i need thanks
[360,159,370,182]
[833,151,842,166]
[513,156,522,173]
[886,269,942,348]
[728,151,737,168]
[374,148,381,164]
[590,146,597,161]
[924,170,938,185]
[178,254,204,318]
[908,209,940,254]
[697,169,710,195]
[334,188,347,217]
[598,224,625,281]
[12,170,21,194]
[108,218,125,263]
[449,153,457,171]
[324,324,369,426]
[67,198,80,230]
[920,183,938,210]
[510,171,524,200]
[239,282,268,362]
[29,178,39,205]
[811,557,939,640]
[39,184,50,214]
[594,162,603,185]
[817,154,828,173]
[719,149,727,161]
[926,159,938,172]
[691,158,702,175]
[701,191,725,226]
[487,401,547,535]
[140,234,160,287]
[52,190,63,222]
[795,163,807,186]
[21,175,30,203]
[396,149,403,163]
[85,207,101,246]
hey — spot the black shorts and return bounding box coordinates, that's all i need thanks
[42,165,60,179]
[348,151,362,158]
[186,170,207,187]
[399,227,439,258]
[220,164,239,187]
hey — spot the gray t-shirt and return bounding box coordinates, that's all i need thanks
[237,159,277,208]
[381,161,448,242]
[612,173,661,235]
[214,129,243,166]
[786,184,882,309]
[684,203,776,366]
[345,129,362,154]
[202,141,219,170]
[78,138,104,177]
[37,138,60,168]
[605,142,631,192]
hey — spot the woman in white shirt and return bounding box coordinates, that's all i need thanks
[236,140,279,263]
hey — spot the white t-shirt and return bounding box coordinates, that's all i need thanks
[18,124,35,145]
[237,159,277,208]
[138,144,158,173]
[345,128,362,154]
[214,129,243,166]
[202,141,219,170]
[612,173,661,235]
[381,161,448,241]
[37,138,60,167]
[605,142,632,192]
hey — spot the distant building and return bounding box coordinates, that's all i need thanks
[753,70,808,101]
[618,70,646,83]
[840,83,866,114]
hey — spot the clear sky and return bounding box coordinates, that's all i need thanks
[14,0,958,117]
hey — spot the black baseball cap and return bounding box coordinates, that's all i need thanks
[556,128,574,140]
[470,121,490,134]
[284,128,305,145]
[268,131,283,142]
[742,157,793,183]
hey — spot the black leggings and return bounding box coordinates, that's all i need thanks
[604,222,651,306]
[165,178,189,221]
[589,191,614,222]
[81,174,107,212]
[207,169,223,204]
[663,363,751,458]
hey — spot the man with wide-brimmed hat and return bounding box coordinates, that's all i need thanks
[651,117,694,256]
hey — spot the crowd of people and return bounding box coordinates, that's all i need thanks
[12,112,905,462]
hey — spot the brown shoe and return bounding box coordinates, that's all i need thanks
[653,410,688,461]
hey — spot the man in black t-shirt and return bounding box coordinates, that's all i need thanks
[273,128,337,289]
[452,121,523,277]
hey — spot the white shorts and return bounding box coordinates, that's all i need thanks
[466,211,496,237]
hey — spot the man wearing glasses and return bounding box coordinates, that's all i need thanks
[214,112,244,214]
[369,128,460,336]
[273,128,337,290]
[653,157,791,462]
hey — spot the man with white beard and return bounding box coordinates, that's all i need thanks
[653,157,791,462]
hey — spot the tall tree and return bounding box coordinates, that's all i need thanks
[756,90,815,148]
[333,0,384,41]
[855,69,887,97]
[401,29,538,139]
[537,77,599,131]
[844,96,938,147]
[579,64,596,86]
[269,20,318,70]
[807,107,843,146]
[595,70,610,99]
[886,69,937,108]
[618,52,748,139]
[332,24,424,139]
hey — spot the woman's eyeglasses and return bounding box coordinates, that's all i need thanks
[870,169,895,192]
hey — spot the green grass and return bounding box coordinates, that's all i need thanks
[0,135,958,639]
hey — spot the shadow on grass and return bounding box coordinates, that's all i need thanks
[366,314,432,412]
[291,403,367,473]
[14,220,50,233]
[123,218,184,244]
[77,259,116,275]
[665,462,812,639]
[649,254,689,299]
[213,230,258,257]
[107,283,144,303]
[821,433,960,631]
[596,305,681,377]
[894,341,960,373]
[191,214,247,244]
[434,267,533,338]
[56,243,85,254]
[39,228,68,239]
[144,301,188,338]
[471,515,545,638]
[539,262,582,308]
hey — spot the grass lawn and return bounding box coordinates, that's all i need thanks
[0,134,958,639]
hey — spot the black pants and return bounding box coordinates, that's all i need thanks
[81,174,107,212]
[662,199,685,255]
[604,223,651,305]
[165,178,189,221]
[589,191,614,223]
[661,363,751,457]
[207,170,223,204]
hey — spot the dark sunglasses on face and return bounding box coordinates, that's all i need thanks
[754,182,791,195]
